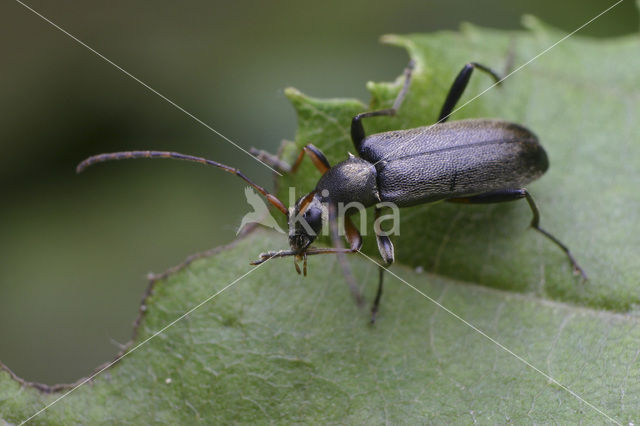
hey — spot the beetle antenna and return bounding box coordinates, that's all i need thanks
[77,150,288,216]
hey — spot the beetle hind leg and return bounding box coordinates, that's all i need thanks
[522,191,587,280]
[447,189,587,279]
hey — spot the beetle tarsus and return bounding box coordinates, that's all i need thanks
[574,266,588,281]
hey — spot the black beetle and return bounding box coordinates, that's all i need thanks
[77,60,586,322]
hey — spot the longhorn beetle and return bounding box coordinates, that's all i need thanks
[77,60,586,322]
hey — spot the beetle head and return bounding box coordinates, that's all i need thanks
[250,191,328,275]
[288,191,324,255]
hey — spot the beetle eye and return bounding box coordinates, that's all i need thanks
[303,205,323,235]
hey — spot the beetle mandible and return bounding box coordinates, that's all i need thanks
[77,60,586,322]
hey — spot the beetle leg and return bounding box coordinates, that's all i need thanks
[370,267,385,324]
[290,144,331,174]
[250,143,331,175]
[447,189,587,279]
[251,205,367,309]
[522,191,588,280]
[438,62,502,123]
[351,60,415,152]
[371,207,396,323]
[329,203,365,307]
[446,188,526,204]
[249,147,292,173]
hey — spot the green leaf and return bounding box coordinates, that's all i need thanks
[3,18,640,424]
[2,230,639,424]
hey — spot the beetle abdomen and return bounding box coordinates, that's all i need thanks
[359,119,548,207]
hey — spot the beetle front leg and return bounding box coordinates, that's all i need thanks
[328,203,365,307]
[290,144,331,174]
[438,62,502,123]
[351,60,415,152]
[371,207,396,323]
[250,143,330,175]
[447,189,587,279]
[249,147,293,173]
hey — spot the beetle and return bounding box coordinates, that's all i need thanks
[77,60,586,322]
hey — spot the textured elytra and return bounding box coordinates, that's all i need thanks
[360,118,547,206]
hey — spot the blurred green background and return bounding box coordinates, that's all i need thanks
[0,0,636,384]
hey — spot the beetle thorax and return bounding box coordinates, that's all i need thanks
[315,156,380,206]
